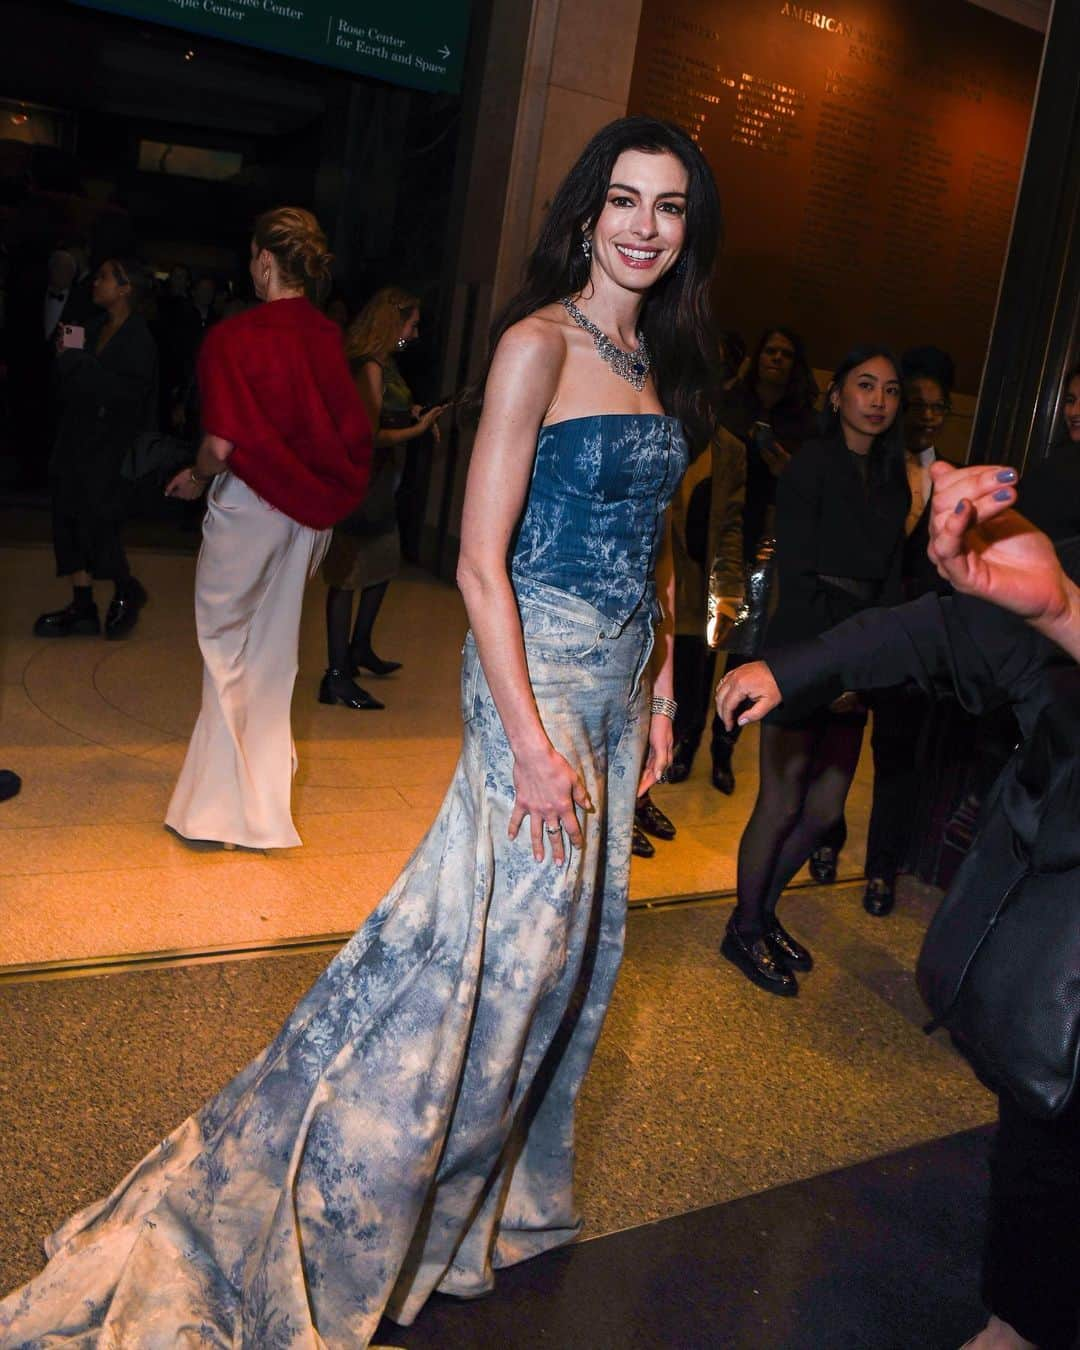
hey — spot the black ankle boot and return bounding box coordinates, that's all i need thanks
[720,922,798,996]
[349,646,402,677]
[318,668,384,710]
[711,743,735,795]
[104,577,148,640]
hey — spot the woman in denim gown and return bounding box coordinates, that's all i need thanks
[0,118,722,1348]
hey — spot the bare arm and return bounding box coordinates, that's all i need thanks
[355,360,445,448]
[164,432,234,499]
[457,319,591,864]
[638,511,676,794]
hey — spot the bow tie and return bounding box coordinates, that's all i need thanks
[48,290,67,301]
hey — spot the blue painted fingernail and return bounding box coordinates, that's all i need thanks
[954,500,967,514]
[996,469,1017,483]
[993,488,1012,500]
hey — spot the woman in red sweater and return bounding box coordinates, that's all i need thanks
[164,207,371,849]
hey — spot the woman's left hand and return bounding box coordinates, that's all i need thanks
[637,713,674,796]
[165,467,207,500]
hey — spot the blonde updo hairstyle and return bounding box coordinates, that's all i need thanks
[345,286,421,363]
[253,206,333,303]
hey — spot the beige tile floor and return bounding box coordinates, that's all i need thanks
[0,543,872,968]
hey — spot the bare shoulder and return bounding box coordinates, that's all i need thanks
[494,309,568,367]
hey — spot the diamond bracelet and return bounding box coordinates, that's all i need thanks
[650,696,678,720]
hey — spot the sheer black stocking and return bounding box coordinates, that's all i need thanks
[732,718,865,939]
[325,586,354,670]
[349,580,390,663]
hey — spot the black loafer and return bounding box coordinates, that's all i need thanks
[765,918,813,971]
[631,823,655,858]
[863,877,896,917]
[666,739,694,784]
[104,578,148,641]
[721,924,798,996]
[33,602,100,638]
[350,648,403,677]
[808,845,838,885]
[318,668,385,710]
[635,793,676,840]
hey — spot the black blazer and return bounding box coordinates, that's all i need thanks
[766,433,909,648]
[767,538,1080,736]
[52,312,159,517]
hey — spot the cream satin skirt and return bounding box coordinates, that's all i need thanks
[165,473,329,849]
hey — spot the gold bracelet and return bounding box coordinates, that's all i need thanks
[189,467,213,485]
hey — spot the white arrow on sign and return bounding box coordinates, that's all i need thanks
[438,44,450,58]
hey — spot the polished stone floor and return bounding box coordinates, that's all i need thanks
[0,534,995,1346]
[0,540,871,969]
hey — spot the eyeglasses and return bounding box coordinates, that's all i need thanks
[908,400,949,417]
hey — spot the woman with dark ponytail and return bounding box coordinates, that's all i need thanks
[0,122,721,1347]
[720,347,909,995]
[163,206,372,850]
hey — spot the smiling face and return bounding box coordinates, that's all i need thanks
[831,356,902,453]
[1063,374,1080,443]
[904,375,948,453]
[587,148,689,294]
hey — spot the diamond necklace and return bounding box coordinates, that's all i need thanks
[561,297,650,391]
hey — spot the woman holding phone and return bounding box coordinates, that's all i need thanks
[33,257,158,641]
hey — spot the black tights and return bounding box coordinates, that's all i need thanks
[325,581,390,670]
[732,717,865,939]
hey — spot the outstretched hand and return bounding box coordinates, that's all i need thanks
[927,461,1071,628]
[714,661,782,729]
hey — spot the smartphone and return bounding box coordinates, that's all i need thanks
[60,323,85,351]
[750,420,777,452]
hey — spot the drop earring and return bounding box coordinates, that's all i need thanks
[581,234,592,258]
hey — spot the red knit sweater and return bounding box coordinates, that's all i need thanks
[197,297,372,528]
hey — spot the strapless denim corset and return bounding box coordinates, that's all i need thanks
[511,413,689,627]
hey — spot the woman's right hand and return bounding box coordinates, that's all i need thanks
[509,742,592,865]
[414,403,448,444]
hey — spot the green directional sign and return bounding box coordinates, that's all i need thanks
[72,0,470,93]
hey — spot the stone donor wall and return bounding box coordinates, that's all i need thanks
[628,0,1043,390]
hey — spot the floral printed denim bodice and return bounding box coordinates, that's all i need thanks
[511,413,689,627]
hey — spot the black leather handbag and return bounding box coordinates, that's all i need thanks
[916,672,1080,1120]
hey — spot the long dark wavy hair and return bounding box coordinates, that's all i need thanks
[740,325,818,411]
[473,116,723,453]
[822,346,908,496]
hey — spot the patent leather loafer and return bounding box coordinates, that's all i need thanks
[863,877,896,917]
[666,739,694,784]
[765,918,813,971]
[808,845,838,885]
[721,924,798,996]
[635,793,676,840]
[104,578,148,641]
[318,668,385,710]
[350,648,402,677]
[631,823,655,858]
[33,602,101,638]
